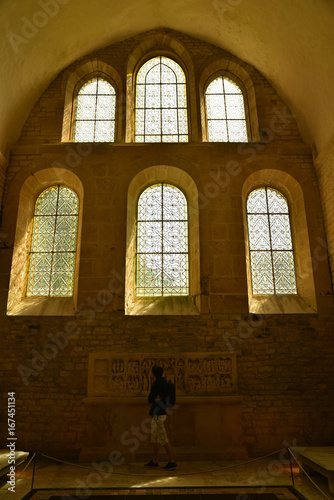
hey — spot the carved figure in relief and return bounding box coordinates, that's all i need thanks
[202,358,208,373]
[128,360,140,374]
[111,376,125,390]
[189,359,201,374]
[112,359,124,373]
[205,375,219,391]
[220,374,233,390]
[177,359,185,369]
[165,367,175,384]
[176,372,185,392]
[142,373,149,392]
[142,359,151,373]
[176,360,186,392]
[188,376,201,392]
[202,358,217,373]
[157,359,170,372]
[91,354,235,396]
[210,359,216,372]
[218,357,232,373]
[128,376,140,390]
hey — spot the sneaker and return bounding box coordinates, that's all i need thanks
[144,460,159,467]
[162,461,177,469]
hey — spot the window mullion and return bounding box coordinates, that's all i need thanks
[160,57,163,142]
[161,183,164,295]
[49,185,60,296]
[264,188,275,294]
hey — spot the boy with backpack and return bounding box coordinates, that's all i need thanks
[144,364,177,470]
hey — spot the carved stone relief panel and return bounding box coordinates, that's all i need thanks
[88,352,237,397]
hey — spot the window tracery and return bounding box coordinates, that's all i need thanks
[27,186,79,297]
[135,56,188,143]
[205,76,248,142]
[73,77,116,142]
[246,187,297,295]
[136,183,189,296]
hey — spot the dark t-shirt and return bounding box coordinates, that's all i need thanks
[148,377,168,416]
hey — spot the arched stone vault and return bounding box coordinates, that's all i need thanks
[1,0,334,155]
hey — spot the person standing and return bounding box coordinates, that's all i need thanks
[144,365,177,469]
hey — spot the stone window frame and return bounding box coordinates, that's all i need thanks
[61,60,123,143]
[242,168,317,314]
[125,165,201,315]
[6,168,84,316]
[125,33,199,142]
[199,59,260,143]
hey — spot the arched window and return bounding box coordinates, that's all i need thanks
[246,187,297,295]
[73,77,116,142]
[26,186,79,297]
[135,57,188,143]
[136,183,189,296]
[205,76,248,142]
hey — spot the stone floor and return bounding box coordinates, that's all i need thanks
[0,455,333,500]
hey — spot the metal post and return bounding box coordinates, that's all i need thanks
[287,447,295,487]
[31,452,36,490]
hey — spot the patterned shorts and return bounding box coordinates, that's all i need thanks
[150,415,169,445]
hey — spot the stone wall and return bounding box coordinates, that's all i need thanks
[2,311,334,458]
[316,143,334,288]
[1,29,334,460]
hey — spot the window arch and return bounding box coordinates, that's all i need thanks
[26,186,79,297]
[246,187,297,295]
[135,56,188,143]
[136,183,189,296]
[73,77,116,142]
[125,165,200,316]
[205,76,248,142]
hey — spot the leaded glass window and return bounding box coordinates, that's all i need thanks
[205,76,248,142]
[74,77,116,142]
[135,56,188,143]
[26,186,79,297]
[136,184,189,296]
[247,187,297,295]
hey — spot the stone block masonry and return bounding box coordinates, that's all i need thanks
[0,29,333,460]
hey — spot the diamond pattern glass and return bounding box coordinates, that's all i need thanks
[136,183,189,296]
[273,251,297,294]
[205,76,248,142]
[247,187,297,295]
[250,251,274,294]
[27,186,79,297]
[74,77,116,142]
[135,56,188,143]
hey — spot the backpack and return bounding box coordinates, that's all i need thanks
[166,379,176,408]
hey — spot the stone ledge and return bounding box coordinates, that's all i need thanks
[82,396,243,405]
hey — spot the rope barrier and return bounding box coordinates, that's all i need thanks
[39,448,286,477]
[287,447,332,500]
[16,446,332,499]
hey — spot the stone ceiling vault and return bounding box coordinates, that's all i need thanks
[1,0,334,157]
